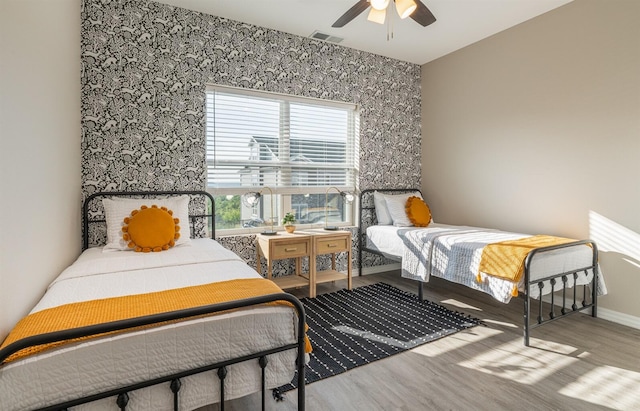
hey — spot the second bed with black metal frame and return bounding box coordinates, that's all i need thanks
[357,188,599,347]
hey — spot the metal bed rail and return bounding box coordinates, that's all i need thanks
[0,293,307,411]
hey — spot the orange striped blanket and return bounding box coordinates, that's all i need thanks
[1,278,311,365]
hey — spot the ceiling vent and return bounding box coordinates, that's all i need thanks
[309,31,344,44]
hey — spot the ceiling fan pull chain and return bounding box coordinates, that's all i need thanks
[391,8,395,40]
[391,15,394,40]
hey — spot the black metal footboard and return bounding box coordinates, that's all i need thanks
[0,293,307,411]
[523,240,599,346]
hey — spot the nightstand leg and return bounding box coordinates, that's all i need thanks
[309,255,316,298]
[347,250,352,290]
[256,249,262,277]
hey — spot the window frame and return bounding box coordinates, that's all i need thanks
[205,85,359,235]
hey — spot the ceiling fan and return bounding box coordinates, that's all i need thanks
[332,0,436,28]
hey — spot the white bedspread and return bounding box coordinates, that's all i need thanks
[0,239,299,411]
[367,224,607,303]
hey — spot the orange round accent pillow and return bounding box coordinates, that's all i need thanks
[121,205,180,252]
[405,196,431,227]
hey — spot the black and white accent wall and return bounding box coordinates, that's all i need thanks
[81,0,421,272]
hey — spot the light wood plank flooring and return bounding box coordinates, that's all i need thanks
[202,271,640,411]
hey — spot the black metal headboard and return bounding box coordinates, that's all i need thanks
[357,188,422,275]
[82,191,215,250]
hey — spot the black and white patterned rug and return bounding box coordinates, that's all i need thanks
[274,282,481,398]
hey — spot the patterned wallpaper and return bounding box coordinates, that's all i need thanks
[80,0,421,272]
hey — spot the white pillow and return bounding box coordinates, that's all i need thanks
[384,192,423,227]
[102,195,191,250]
[373,191,393,225]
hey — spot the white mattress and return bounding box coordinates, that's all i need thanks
[0,239,299,411]
[365,224,422,261]
[366,224,607,303]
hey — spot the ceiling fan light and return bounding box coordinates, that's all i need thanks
[370,0,390,11]
[367,7,386,24]
[395,0,417,19]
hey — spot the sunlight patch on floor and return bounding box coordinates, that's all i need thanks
[526,338,582,356]
[458,337,579,385]
[481,319,518,329]
[559,365,640,410]
[439,298,483,312]
[411,326,502,357]
[332,325,474,349]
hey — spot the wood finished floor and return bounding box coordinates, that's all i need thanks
[201,271,640,411]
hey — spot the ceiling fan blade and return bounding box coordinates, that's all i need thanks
[410,0,437,27]
[332,0,370,28]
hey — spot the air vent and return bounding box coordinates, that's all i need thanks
[309,31,343,44]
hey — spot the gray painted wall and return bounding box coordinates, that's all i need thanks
[422,0,640,320]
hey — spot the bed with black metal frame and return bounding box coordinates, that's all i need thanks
[358,188,601,346]
[0,191,306,411]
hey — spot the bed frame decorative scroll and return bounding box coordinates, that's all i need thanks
[358,188,599,346]
[1,191,306,411]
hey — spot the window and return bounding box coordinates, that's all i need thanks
[206,85,359,233]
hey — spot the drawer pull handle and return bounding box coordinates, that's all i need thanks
[285,247,297,252]
[326,244,337,248]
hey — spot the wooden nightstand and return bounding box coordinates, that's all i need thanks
[305,230,352,298]
[255,233,312,295]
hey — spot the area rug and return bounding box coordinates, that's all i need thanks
[274,282,481,398]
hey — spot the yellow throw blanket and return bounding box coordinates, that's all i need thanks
[1,278,311,365]
[478,235,577,295]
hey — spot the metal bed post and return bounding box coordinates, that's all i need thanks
[259,356,268,410]
[357,190,365,277]
[591,245,599,318]
[170,378,181,411]
[523,262,531,347]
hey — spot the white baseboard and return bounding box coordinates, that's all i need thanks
[596,307,640,330]
[359,263,401,276]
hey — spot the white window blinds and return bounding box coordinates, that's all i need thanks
[206,85,358,193]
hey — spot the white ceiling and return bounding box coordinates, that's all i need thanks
[155,0,573,65]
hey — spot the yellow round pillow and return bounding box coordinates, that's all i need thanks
[122,205,181,252]
[405,196,431,227]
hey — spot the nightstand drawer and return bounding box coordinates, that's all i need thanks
[316,237,348,253]
[272,241,310,259]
